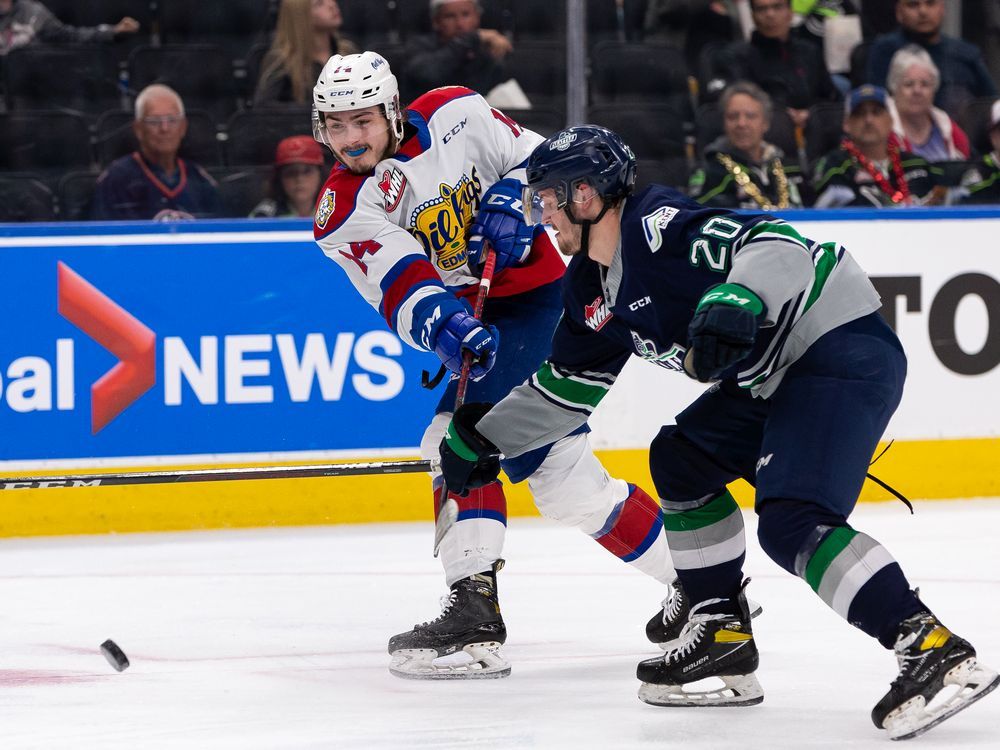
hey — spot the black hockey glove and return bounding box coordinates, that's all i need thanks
[686,283,767,383]
[439,403,502,496]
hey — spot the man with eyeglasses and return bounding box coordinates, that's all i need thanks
[866,0,996,117]
[92,84,221,221]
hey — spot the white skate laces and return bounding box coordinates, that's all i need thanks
[417,591,458,629]
[660,582,685,626]
[664,597,729,664]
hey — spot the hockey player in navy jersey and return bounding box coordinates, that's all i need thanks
[438,125,998,738]
[311,53,681,680]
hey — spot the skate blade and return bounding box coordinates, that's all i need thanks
[388,641,511,681]
[885,658,1000,741]
[638,673,764,707]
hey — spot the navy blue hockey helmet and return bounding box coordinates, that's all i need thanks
[523,125,637,225]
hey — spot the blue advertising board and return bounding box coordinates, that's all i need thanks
[0,220,440,462]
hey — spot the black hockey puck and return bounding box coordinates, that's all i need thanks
[100,639,130,672]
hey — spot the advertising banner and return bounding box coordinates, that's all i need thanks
[0,221,440,463]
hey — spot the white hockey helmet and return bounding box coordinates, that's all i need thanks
[312,51,404,147]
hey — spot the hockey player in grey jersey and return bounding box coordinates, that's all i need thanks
[437,125,998,739]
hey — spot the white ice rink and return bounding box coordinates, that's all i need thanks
[1,498,998,750]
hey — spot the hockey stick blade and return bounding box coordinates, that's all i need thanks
[1,459,439,490]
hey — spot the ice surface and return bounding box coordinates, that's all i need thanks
[1,499,998,749]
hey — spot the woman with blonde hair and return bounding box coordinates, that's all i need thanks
[886,44,970,162]
[254,0,358,107]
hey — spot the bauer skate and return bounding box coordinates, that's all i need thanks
[637,579,763,707]
[872,610,999,740]
[645,579,764,650]
[387,560,509,680]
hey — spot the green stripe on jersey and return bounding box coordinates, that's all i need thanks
[803,242,839,312]
[744,220,810,249]
[662,490,739,532]
[804,527,857,591]
[534,362,609,409]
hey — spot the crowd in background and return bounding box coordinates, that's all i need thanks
[1,0,1000,221]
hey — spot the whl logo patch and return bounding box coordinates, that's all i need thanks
[57,262,156,433]
[584,296,612,331]
[378,167,406,212]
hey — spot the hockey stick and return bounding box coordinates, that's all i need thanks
[0,459,438,490]
[433,247,498,556]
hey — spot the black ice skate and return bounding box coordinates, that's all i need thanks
[645,579,763,649]
[387,560,509,680]
[872,610,999,740]
[637,579,763,707]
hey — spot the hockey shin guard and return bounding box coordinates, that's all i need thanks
[757,499,923,647]
[661,489,746,606]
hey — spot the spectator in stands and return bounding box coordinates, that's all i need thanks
[0,0,139,55]
[689,81,805,208]
[92,84,221,221]
[709,0,840,128]
[887,44,970,161]
[813,84,941,207]
[866,0,996,117]
[401,0,512,102]
[249,135,325,218]
[642,1,742,69]
[254,0,358,107]
[960,100,1000,204]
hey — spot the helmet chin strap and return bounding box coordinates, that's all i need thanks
[565,198,611,257]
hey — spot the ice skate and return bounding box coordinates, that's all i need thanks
[872,611,999,740]
[637,579,763,707]
[645,579,763,649]
[388,561,510,680]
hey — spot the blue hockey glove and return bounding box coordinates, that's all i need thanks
[434,309,499,381]
[468,178,536,273]
[686,283,766,383]
[439,403,502,496]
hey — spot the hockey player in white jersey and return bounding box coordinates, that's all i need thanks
[310,52,682,680]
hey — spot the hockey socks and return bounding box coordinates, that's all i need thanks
[757,499,923,646]
[592,483,663,563]
[434,479,507,526]
[662,489,746,606]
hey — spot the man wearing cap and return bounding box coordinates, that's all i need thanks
[250,135,326,218]
[960,100,1000,204]
[813,84,940,207]
[400,0,512,101]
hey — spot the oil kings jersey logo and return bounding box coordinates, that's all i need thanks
[409,167,482,272]
[315,188,336,229]
[378,167,406,212]
[631,332,686,372]
[584,296,612,331]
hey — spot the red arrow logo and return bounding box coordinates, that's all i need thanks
[57,262,156,434]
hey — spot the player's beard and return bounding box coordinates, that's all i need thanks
[336,128,398,175]
[553,220,583,257]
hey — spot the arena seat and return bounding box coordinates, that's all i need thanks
[0,111,93,172]
[224,108,313,166]
[129,44,240,120]
[57,170,101,222]
[589,41,690,105]
[4,46,122,114]
[0,173,56,222]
